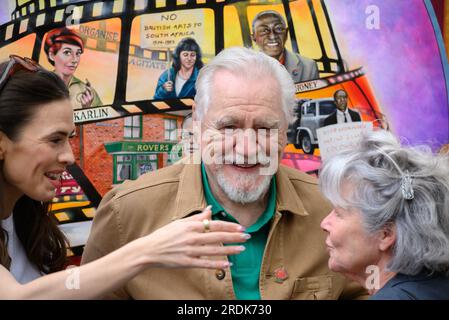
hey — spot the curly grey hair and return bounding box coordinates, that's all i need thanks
[194,47,295,123]
[319,130,449,276]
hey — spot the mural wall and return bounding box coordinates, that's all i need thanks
[1,0,448,263]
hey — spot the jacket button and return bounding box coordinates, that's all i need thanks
[215,269,225,280]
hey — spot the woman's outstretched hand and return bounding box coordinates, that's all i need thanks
[131,205,249,270]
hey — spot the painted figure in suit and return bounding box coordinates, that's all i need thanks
[251,10,319,83]
[324,89,361,126]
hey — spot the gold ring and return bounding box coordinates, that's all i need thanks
[202,219,210,233]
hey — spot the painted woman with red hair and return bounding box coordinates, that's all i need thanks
[44,27,102,109]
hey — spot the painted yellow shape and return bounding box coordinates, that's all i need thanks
[180,98,194,106]
[122,104,142,113]
[113,0,124,13]
[51,201,90,211]
[92,2,103,17]
[5,24,14,41]
[153,101,171,110]
[135,0,147,11]
[54,9,64,22]
[82,207,96,218]
[19,19,28,34]
[156,0,166,8]
[36,13,45,27]
[55,212,70,222]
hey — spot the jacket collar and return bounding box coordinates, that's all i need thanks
[171,163,309,220]
[275,164,309,216]
[283,49,302,71]
[171,163,206,220]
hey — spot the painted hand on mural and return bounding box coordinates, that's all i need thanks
[162,80,174,92]
[76,79,95,108]
[76,80,95,108]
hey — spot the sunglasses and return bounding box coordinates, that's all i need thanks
[0,54,43,93]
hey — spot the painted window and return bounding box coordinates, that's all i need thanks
[113,153,158,184]
[124,115,142,139]
[164,118,178,141]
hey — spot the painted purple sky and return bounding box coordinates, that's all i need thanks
[325,0,449,148]
[0,1,15,25]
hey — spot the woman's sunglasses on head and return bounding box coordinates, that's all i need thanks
[0,55,44,93]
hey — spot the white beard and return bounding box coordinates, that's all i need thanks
[216,169,273,204]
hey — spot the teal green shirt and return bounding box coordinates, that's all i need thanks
[201,163,276,300]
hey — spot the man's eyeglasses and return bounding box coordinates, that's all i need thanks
[255,25,286,36]
[0,54,43,93]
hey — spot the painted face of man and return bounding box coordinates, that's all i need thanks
[252,14,288,61]
[334,90,348,112]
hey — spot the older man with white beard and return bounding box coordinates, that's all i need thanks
[82,47,367,300]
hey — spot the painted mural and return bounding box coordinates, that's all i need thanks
[0,0,448,262]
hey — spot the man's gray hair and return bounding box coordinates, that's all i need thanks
[251,10,287,32]
[194,47,296,123]
[319,130,449,276]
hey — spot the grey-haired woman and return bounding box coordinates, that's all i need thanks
[319,130,449,299]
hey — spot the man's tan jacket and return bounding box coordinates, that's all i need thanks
[81,163,367,299]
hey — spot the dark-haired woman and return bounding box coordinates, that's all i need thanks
[0,56,247,299]
[154,37,204,99]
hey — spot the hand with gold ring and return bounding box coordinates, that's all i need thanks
[202,218,211,233]
[128,205,250,270]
